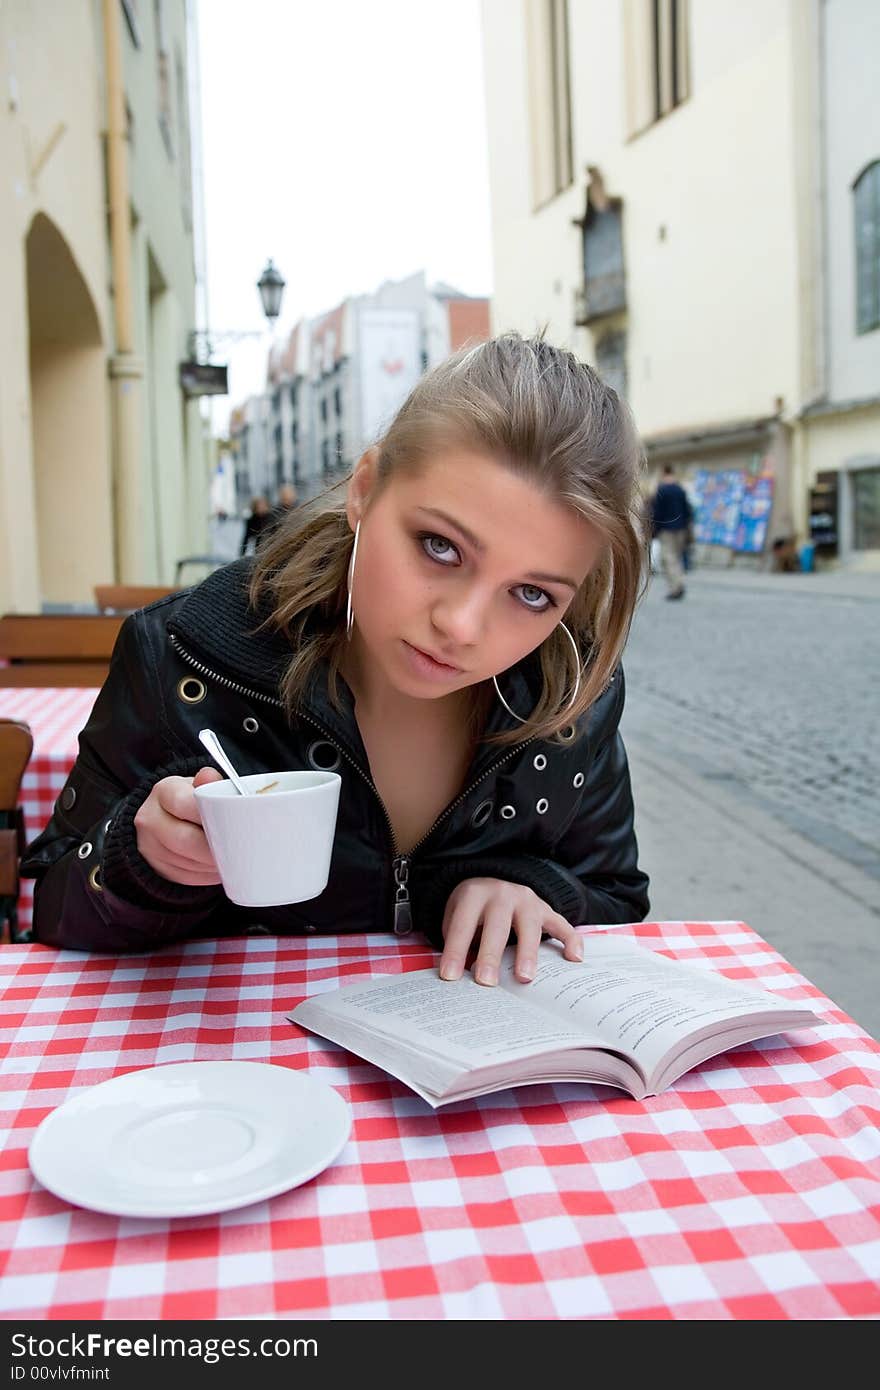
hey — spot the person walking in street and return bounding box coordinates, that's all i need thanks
[268,483,299,534]
[239,495,272,556]
[652,465,692,600]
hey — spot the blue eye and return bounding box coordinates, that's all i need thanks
[419,533,460,564]
[514,584,554,613]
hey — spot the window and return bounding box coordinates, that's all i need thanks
[175,49,192,231]
[320,397,328,424]
[624,0,690,137]
[321,439,330,473]
[596,330,628,399]
[291,419,298,445]
[334,386,342,417]
[336,431,344,467]
[525,0,573,207]
[575,169,626,324]
[853,467,880,550]
[854,161,880,335]
[154,1,173,156]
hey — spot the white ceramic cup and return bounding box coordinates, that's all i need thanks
[194,770,342,907]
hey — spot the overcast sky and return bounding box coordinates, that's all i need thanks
[195,0,494,431]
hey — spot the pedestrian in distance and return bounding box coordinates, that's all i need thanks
[268,482,299,535]
[239,495,272,556]
[652,464,693,600]
[23,334,650,990]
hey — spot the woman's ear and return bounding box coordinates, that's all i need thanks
[346,447,380,530]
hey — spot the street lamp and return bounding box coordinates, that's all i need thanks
[257,259,286,324]
[183,259,287,376]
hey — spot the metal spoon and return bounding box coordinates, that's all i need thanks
[198,728,250,796]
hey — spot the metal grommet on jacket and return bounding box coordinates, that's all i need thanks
[533,754,547,771]
[500,805,516,820]
[559,724,576,742]
[177,676,207,705]
[243,716,259,734]
[536,798,549,815]
[573,772,585,789]
[60,786,76,811]
[307,740,341,772]
[470,798,494,829]
[77,842,93,860]
[88,866,103,893]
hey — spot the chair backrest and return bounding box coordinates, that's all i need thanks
[0,719,33,811]
[0,719,33,939]
[94,584,179,613]
[0,613,123,687]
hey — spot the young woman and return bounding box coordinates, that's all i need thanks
[24,334,650,985]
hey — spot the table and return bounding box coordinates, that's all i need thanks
[0,688,98,932]
[1,921,878,1320]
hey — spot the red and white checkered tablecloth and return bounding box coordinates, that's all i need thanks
[0,688,99,932]
[1,921,878,1320]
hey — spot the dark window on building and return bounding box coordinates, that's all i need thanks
[175,48,192,230]
[853,467,880,550]
[154,0,173,157]
[334,386,342,417]
[291,419,298,445]
[320,397,328,424]
[652,0,689,122]
[336,431,344,467]
[596,330,628,400]
[321,438,330,473]
[855,161,880,335]
[581,202,625,321]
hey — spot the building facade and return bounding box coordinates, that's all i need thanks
[0,0,209,613]
[480,0,880,568]
[233,272,490,509]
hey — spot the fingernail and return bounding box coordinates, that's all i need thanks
[475,965,497,986]
[440,962,461,981]
[519,960,535,982]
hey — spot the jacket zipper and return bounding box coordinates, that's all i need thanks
[170,632,532,935]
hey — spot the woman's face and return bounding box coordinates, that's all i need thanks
[345,447,605,704]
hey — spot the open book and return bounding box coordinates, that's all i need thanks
[291,936,820,1107]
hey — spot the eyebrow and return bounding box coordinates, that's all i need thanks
[415,507,579,590]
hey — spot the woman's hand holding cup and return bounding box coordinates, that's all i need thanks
[134,767,225,886]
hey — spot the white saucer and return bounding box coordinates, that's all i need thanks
[28,1061,351,1218]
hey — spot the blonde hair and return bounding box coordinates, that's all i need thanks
[252,332,647,746]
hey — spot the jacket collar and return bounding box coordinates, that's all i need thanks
[167,559,543,768]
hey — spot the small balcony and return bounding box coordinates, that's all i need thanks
[574,272,627,326]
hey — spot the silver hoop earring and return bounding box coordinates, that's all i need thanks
[493,621,582,726]
[343,517,355,639]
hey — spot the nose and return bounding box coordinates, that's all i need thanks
[431,582,490,649]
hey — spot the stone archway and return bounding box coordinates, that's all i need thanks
[26,213,114,605]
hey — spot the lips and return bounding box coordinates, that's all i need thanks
[407,642,463,672]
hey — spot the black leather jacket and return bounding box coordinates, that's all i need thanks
[23,560,650,953]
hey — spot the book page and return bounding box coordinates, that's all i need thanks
[293,967,605,1068]
[499,937,817,1084]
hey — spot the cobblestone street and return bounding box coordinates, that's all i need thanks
[621,566,880,1037]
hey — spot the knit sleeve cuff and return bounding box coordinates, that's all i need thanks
[101,755,225,912]
[411,855,587,949]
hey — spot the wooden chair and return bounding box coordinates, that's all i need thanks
[0,718,34,943]
[94,584,179,613]
[0,613,124,687]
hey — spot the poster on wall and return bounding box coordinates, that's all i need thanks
[732,475,774,553]
[358,309,422,446]
[692,470,746,548]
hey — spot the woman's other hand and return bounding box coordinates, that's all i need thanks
[438,877,583,986]
[134,766,224,886]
